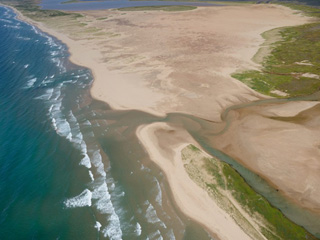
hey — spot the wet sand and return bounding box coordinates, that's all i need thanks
[209,100,320,214]
[136,122,252,240]
[11,3,320,239]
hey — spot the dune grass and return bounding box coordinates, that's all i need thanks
[232,4,320,98]
[13,3,83,20]
[182,144,318,240]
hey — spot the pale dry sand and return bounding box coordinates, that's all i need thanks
[136,122,252,240]
[79,4,310,121]
[15,4,310,121]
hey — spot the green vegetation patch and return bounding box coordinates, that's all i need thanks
[118,5,197,12]
[61,0,79,4]
[182,144,318,240]
[97,17,108,20]
[221,162,316,240]
[233,5,320,98]
[13,3,83,20]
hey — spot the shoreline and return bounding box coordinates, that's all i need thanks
[10,4,312,122]
[136,122,252,240]
[8,4,166,118]
[5,3,318,239]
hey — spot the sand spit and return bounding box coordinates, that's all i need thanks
[136,122,252,240]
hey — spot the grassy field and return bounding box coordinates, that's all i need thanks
[182,144,318,240]
[232,4,320,98]
[11,2,83,20]
[5,2,115,41]
[118,5,197,11]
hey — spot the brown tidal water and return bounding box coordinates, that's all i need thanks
[84,91,320,238]
[75,96,217,239]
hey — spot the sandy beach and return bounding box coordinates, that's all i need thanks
[136,122,254,240]
[11,3,320,239]
[14,4,310,120]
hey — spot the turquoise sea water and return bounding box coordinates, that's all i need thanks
[0,6,215,240]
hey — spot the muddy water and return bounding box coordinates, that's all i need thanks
[164,93,320,238]
[88,91,320,238]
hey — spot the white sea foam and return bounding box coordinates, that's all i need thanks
[64,189,92,208]
[144,201,167,229]
[50,50,59,57]
[78,140,87,155]
[145,202,161,224]
[83,120,92,126]
[31,25,40,35]
[166,229,176,240]
[68,111,83,146]
[52,118,57,131]
[3,24,21,29]
[75,141,90,170]
[0,18,12,23]
[48,104,54,113]
[92,150,106,177]
[118,192,125,197]
[50,101,62,116]
[35,88,54,100]
[154,178,162,207]
[92,182,122,240]
[49,102,78,144]
[95,221,102,232]
[140,164,151,172]
[89,170,94,182]
[23,77,37,89]
[40,76,55,86]
[19,36,31,41]
[45,35,58,48]
[50,84,63,100]
[55,118,72,139]
[63,79,78,84]
[80,154,91,169]
[52,58,66,73]
[72,132,83,146]
[148,230,163,240]
[134,222,142,236]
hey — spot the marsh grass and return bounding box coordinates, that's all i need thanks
[182,144,318,240]
[233,4,320,97]
[13,3,83,20]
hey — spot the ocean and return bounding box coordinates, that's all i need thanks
[0,6,214,240]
